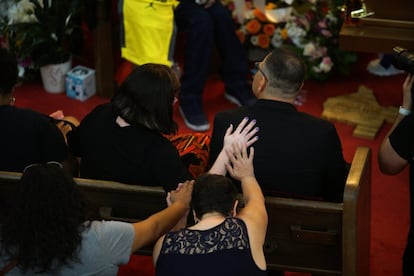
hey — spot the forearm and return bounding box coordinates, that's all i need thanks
[240,176,265,205]
[208,149,228,175]
[131,202,188,252]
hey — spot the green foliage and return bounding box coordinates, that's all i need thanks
[1,0,82,70]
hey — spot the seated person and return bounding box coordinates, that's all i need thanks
[153,142,268,276]
[0,162,193,275]
[209,47,348,202]
[67,63,258,192]
[0,47,70,173]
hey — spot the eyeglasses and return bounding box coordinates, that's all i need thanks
[23,161,63,173]
[255,62,268,81]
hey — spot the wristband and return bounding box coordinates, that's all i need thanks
[399,106,411,116]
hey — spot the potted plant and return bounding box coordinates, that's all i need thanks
[1,0,82,93]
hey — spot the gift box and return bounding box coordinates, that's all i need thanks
[66,65,96,101]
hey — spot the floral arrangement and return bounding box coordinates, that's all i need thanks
[0,0,82,78]
[226,0,357,80]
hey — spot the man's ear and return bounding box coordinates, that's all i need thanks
[231,200,239,216]
[257,75,267,93]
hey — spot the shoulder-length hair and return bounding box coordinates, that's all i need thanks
[112,63,179,135]
[1,163,88,273]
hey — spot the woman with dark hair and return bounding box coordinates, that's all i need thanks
[0,162,193,275]
[67,63,259,192]
[67,63,187,191]
[153,143,268,276]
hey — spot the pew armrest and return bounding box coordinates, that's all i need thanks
[342,146,372,276]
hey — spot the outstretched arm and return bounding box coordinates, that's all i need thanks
[209,117,259,175]
[130,181,193,253]
[226,143,267,270]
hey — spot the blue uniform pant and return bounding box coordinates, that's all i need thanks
[174,1,250,104]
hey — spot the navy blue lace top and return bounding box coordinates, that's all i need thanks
[156,217,267,276]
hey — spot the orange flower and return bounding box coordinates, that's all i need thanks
[257,34,270,49]
[266,3,277,10]
[253,8,268,22]
[246,19,261,34]
[263,24,275,36]
[281,28,289,40]
[236,29,245,44]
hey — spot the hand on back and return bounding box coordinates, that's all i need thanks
[226,143,255,182]
[223,117,259,151]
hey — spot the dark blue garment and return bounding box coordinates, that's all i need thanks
[156,217,267,276]
[0,105,67,172]
[174,1,251,105]
[389,114,414,276]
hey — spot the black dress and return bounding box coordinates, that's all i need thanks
[156,217,267,276]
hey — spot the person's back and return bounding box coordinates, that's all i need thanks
[210,100,346,201]
[68,103,188,192]
[67,64,191,192]
[0,161,193,275]
[156,217,264,276]
[0,220,135,276]
[154,143,267,276]
[209,48,348,202]
[0,47,67,172]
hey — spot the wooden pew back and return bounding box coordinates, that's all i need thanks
[0,172,166,222]
[264,146,371,275]
[0,147,371,275]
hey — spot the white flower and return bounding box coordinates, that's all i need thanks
[8,0,38,24]
[250,35,259,46]
[303,42,316,56]
[319,56,333,72]
[303,42,326,60]
[271,29,284,48]
[313,56,333,73]
[245,10,256,20]
[286,21,306,47]
[283,0,295,5]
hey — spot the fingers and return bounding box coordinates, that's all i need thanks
[225,123,234,137]
[241,142,248,158]
[246,136,258,147]
[245,125,259,144]
[242,119,257,135]
[234,117,249,134]
[249,146,255,161]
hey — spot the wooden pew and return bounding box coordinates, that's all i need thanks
[0,146,371,274]
[265,146,371,275]
[0,172,166,224]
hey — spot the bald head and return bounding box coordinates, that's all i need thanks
[261,48,306,99]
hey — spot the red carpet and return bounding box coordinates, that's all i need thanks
[12,52,409,276]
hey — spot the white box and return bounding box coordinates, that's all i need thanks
[66,65,96,101]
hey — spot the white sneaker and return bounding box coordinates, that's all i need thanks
[367,59,404,76]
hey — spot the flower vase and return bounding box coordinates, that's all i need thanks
[40,59,72,93]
